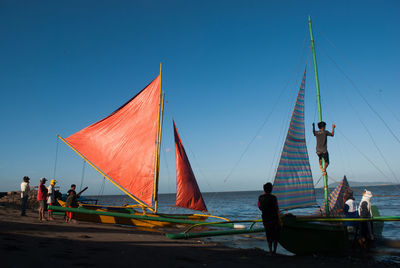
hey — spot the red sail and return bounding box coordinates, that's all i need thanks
[65,75,161,207]
[174,121,207,212]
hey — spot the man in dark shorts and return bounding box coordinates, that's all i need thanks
[258,182,280,255]
[313,121,335,175]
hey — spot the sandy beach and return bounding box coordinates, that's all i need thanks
[1,205,395,268]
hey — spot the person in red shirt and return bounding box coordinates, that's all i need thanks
[37,177,48,221]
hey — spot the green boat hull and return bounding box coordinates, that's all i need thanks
[280,216,350,254]
[279,206,383,254]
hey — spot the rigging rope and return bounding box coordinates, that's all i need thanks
[53,137,59,180]
[79,160,86,192]
[97,177,106,203]
[318,44,400,187]
[315,28,400,145]
[223,33,310,184]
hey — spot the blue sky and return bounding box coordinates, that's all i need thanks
[0,0,399,196]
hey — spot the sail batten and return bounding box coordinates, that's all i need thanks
[273,69,317,210]
[65,75,161,207]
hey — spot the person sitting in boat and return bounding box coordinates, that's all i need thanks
[258,182,281,255]
[358,190,374,253]
[343,189,359,232]
[312,121,335,175]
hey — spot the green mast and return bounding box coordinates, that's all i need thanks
[308,16,330,216]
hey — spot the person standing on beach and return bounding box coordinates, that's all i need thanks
[258,182,281,255]
[358,190,374,253]
[37,177,48,221]
[312,121,335,175]
[65,189,78,223]
[20,176,30,216]
[343,189,359,232]
[47,179,57,221]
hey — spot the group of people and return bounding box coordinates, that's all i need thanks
[258,183,375,255]
[20,176,79,223]
[343,188,375,252]
[257,121,375,255]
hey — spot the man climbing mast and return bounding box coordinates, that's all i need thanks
[313,121,335,175]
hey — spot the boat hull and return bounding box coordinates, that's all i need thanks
[280,215,350,254]
[279,206,383,254]
[57,201,209,228]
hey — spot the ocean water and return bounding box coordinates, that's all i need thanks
[92,184,400,263]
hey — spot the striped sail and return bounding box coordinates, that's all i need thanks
[316,176,349,216]
[273,69,316,209]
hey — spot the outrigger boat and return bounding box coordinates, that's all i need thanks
[165,17,400,254]
[50,65,230,228]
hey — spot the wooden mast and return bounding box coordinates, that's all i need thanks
[308,16,330,216]
[153,63,165,213]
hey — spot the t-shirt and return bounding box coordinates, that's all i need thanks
[47,185,55,204]
[65,194,78,208]
[344,199,357,213]
[258,193,279,222]
[20,182,30,198]
[314,130,333,153]
[37,183,48,201]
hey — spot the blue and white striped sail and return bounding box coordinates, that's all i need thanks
[273,69,316,210]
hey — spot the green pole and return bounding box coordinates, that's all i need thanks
[308,16,330,216]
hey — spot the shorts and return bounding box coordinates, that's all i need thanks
[317,152,329,164]
[66,206,73,219]
[38,200,46,209]
[263,220,281,242]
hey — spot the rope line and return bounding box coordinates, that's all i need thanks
[316,31,400,145]
[53,137,59,180]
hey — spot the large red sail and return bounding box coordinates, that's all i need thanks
[174,121,207,212]
[65,75,161,207]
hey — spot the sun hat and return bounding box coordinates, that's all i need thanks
[40,177,47,183]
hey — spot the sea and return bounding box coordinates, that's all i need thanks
[89,184,400,264]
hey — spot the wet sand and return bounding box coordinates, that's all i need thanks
[0,206,392,268]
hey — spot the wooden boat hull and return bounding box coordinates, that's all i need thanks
[280,215,350,254]
[57,201,209,228]
[279,206,383,254]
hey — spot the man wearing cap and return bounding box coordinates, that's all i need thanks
[20,176,30,216]
[47,179,57,220]
[37,178,48,221]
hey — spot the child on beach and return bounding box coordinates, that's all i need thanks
[258,182,281,255]
[312,121,335,175]
[47,179,57,221]
[65,189,78,223]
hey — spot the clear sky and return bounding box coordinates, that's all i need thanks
[1,0,399,196]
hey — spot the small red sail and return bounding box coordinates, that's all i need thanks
[65,75,161,207]
[174,121,207,212]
